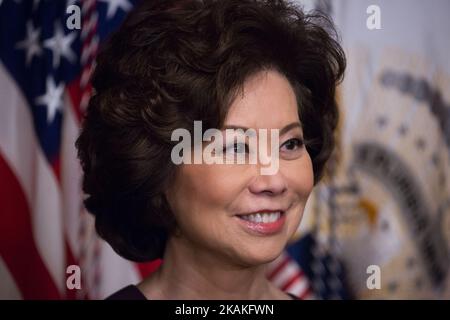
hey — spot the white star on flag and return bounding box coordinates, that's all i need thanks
[43,22,76,69]
[15,21,42,65]
[35,76,65,124]
[99,0,132,19]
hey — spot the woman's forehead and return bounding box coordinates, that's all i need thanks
[223,70,300,128]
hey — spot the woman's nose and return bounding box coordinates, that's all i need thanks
[248,170,287,196]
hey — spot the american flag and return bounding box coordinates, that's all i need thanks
[0,0,312,299]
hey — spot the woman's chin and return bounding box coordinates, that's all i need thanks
[232,245,286,268]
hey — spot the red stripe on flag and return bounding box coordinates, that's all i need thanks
[0,153,61,299]
[281,270,304,291]
[66,78,88,124]
[298,286,313,300]
[267,256,290,280]
[51,155,61,184]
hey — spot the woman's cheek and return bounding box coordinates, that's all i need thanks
[283,155,314,198]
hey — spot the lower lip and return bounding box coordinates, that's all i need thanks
[234,212,286,236]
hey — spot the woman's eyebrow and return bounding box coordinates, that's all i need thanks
[221,125,257,137]
[222,125,250,131]
[223,122,303,136]
[222,122,302,135]
[279,122,302,135]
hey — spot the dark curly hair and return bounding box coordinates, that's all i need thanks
[76,0,346,262]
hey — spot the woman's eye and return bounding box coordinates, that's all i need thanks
[224,142,249,154]
[280,138,304,152]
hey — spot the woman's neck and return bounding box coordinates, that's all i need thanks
[138,235,288,300]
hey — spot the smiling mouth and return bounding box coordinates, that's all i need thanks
[234,210,287,235]
[236,211,284,223]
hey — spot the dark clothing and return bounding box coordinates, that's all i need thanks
[106,284,300,300]
[106,285,147,300]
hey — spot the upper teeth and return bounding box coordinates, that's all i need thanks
[240,212,281,223]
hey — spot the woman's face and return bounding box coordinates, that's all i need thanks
[166,70,314,267]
